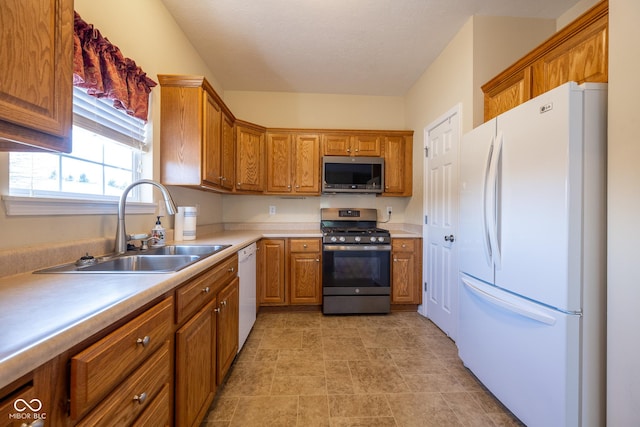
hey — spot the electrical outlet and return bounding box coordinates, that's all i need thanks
[386,206,392,214]
[269,205,276,215]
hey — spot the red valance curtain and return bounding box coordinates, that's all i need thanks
[73,12,157,122]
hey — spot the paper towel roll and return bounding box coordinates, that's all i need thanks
[174,207,185,241]
[182,206,197,240]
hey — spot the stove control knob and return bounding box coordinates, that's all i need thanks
[354,236,361,242]
[370,236,377,242]
[378,237,385,243]
[339,236,346,242]
[330,236,337,242]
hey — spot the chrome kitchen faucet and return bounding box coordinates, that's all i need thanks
[114,179,178,254]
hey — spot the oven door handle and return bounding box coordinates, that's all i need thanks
[322,244,392,251]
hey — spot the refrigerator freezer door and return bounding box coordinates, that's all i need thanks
[459,118,496,285]
[458,274,581,427]
[494,83,584,312]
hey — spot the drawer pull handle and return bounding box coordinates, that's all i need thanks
[133,392,147,404]
[203,286,210,293]
[136,336,150,347]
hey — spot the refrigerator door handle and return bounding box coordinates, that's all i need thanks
[486,131,503,270]
[482,137,495,267]
[461,276,557,326]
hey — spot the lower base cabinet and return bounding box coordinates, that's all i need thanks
[175,298,217,427]
[258,238,322,306]
[391,238,423,305]
[216,277,239,384]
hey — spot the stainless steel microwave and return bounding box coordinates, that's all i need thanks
[322,156,384,194]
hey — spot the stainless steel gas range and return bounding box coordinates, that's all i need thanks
[320,208,391,314]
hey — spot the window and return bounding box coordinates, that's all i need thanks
[9,88,148,201]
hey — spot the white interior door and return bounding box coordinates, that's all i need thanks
[423,105,460,340]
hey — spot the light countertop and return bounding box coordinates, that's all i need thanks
[0,228,419,387]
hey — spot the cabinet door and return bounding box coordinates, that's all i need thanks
[221,111,235,190]
[236,125,265,192]
[293,134,320,194]
[352,135,381,156]
[175,298,217,427]
[391,239,422,304]
[483,68,533,122]
[259,239,287,305]
[217,277,239,384]
[289,252,321,305]
[322,134,351,156]
[202,92,222,187]
[266,133,293,193]
[384,136,406,194]
[533,13,608,95]
[0,0,73,152]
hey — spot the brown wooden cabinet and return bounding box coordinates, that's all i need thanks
[216,277,239,384]
[235,120,266,193]
[158,75,236,192]
[288,239,322,305]
[174,254,238,427]
[483,0,608,121]
[391,239,422,305]
[266,132,320,194]
[258,239,287,305]
[69,297,174,423]
[383,135,413,196]
[322,134,381,156]
[0,0,74,153]
[175,298,217,427]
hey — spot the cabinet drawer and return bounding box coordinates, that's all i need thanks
[289,239,321,252]
[70,297,173,419]
[392,238,417,252]
[76,342,171,427]
[134,383,171,427]
[176,254,238,324]
[0,383,38,427]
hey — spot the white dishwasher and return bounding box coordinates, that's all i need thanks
[237,242,257,352]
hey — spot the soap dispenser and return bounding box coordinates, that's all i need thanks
[151,216,166,246]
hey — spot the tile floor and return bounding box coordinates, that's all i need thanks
[202,311,524,426]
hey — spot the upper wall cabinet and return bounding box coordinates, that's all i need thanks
[158,75,236,192]
[322,134,381,157]
[235,120,266,193]
[483,0,608,121]
[0,0,74,152]
[266,132,320,195]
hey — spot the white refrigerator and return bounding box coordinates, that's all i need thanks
[458,82,607,427]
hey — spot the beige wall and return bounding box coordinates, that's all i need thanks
[224,91,405,130]
[607,0,640,423]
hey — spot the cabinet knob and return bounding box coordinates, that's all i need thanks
[394,258,398,262]
[346,148,351,153]
[136,336,150,347]
[402,244,406,248]
[221,300,227,307]
[202,286,210,293]
[133,392,148,404]
[214,307,221,313]
[303,244,308,248]
[316,258,320,262]
[355,148,359,152]
[228,267,235,273]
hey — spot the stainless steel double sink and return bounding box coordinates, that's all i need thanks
[35,245,231,274]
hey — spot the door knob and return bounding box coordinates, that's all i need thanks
[444,234,455,242]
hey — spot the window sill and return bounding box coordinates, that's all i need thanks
[2,195,157,216]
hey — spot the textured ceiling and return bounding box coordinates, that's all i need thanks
[161,0,582,96]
